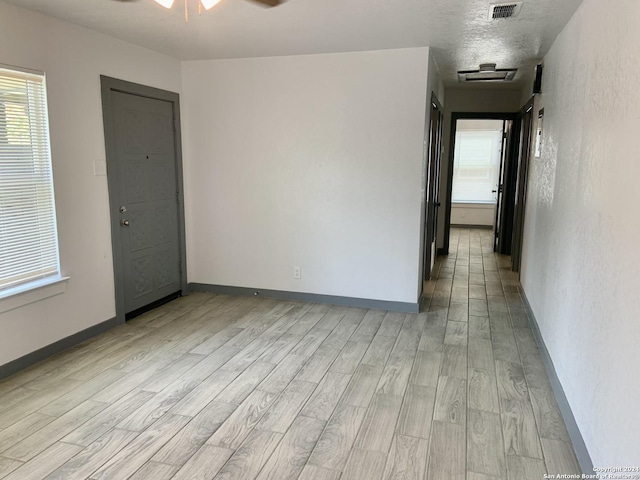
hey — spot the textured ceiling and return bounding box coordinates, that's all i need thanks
[2,0,583,86]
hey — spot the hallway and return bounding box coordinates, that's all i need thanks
[0,229,581,479]
[424,227,582,478]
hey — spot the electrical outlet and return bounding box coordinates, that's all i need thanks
[293,266,301,279]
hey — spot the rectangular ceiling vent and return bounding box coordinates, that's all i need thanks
[458,63,518,82]
[489,2,523,19]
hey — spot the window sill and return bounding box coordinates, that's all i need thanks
[0,276,70,315]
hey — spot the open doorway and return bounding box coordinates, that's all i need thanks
[442,112,519,256]
[450,119,504,230]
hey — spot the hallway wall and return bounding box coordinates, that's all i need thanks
[520,0,640,464]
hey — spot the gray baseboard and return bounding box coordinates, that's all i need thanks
[519,288,594,474]
[189,283,419,313]
[0,316,123,381]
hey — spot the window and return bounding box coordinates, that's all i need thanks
[452,128,503,203]
[0,66,60,295]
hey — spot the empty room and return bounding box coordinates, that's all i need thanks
[0,0,639,478]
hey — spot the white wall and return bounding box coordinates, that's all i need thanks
[437,88,522,248]
[182,48,431,304]
[0,2,181,365]
[520,0,640,464]
[451,204,494,226]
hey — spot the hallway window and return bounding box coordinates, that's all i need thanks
[452,120,503,203]
[0,66,60,295]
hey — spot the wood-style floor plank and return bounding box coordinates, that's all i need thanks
[468,368,500,414]
[3,442,83,480]
[0,412,55,453]
[354,393,403,453]
[207,389,279,450]
[152,401,237,466]
[297,464,340,480]
[3,400,107,462]
[341,448,387,480]
[506,454,547,480]
[213,429,283,480]
[340,363,383,408]
[375,355,413,396]
[307,403,366,471]
[255,380,316,433]
[409,350,442,388]
[255,415,325,480]
[501,399,543,459]
[396,384,436,439]
[0,229,583,480]
[89,414,190,479]
[172,444,233,480]
[301,372,351,421]
[0,458,22,479]
[468,409,507,478]
[540,438,582,475]
[62,389,154,447]
[45,429,139,480]
[128,461,179,480]
[382,434,428,480]
[433,376,467,426]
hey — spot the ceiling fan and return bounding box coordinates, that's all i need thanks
[115,0,283,22]
[153,0,283,7]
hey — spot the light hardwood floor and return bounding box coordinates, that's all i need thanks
[0,228,582,479]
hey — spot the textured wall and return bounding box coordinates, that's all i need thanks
[521,0,640,464]
[182,49,431,304]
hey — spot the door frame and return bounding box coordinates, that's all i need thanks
[100,76,188,323]
[418,92,444,297]
[442,112,518,256]
[511,97,535,272]
[423,93,444,283]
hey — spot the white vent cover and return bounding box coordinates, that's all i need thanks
[488,2,523,19]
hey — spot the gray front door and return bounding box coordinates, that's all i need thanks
[111,91,181,314]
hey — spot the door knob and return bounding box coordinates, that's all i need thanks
[120,219,130,227]
[492,190,497,193]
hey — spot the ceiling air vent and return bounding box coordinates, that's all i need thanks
[458,63,518,82]
[489,2,523,19]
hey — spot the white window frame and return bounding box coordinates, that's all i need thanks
[0,64,67,312]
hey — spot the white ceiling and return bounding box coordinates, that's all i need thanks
[3,0,583,86]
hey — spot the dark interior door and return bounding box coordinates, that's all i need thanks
[111,92,181,315]
[494,117,522,254]
[511,100,534,271]
[424,98,443,280]
[494,120,510,252]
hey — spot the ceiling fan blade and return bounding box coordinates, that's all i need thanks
[246,0,283,7]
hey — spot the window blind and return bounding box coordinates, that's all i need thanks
[0,66,60,292]
[452,130,502,203]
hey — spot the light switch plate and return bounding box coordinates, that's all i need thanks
[93,160,107,176]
